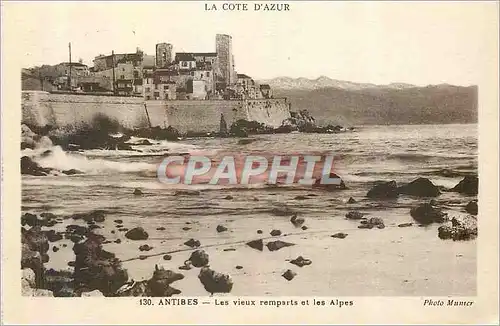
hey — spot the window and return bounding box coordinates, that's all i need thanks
[122,68,125,71]
[120,75,125,79]
[145,87,150,92]
[154,84,158,89]
[182,62,188,67]
[201,73,204,78]
[206,72,210,77]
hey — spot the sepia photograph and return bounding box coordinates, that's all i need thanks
[1,0,499,324]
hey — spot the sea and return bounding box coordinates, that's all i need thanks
[21,123,478,296]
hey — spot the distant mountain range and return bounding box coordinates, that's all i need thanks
[258,76,477,126]
[259,76,417,91]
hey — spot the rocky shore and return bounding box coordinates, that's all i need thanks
[21,169,478,296]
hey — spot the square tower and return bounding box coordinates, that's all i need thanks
[216,34,234,85]
[156,43,173,68]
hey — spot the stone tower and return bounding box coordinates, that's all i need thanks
[155,43,173,68]
[216,34,234,85]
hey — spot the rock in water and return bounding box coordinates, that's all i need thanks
[465,200,478,215]
[246,239,264,251]
[189,250,209,267]
[397,178,440,197]
[266,240,295,252]
[184,239,201,248]
[347,197,356,204]
[139,244,153,251]
[367,181,399,199]
[125,227,149,240]
[147,265,184,297]
[345,211,364,220]
[290,214,305,227]
[163,254,172,261]
[313,172,347,190]
[451,176,478,195]
[20,156,53,176]
[410,203,447,225]
[62,169,83,175]
[198,267,233,294]
[359,217,385,229]
[133,188,143,196]
[216,225,228,233]
[438,216,477,241]
[223,195,234,200]
[331,232,348,239]
[398,223,413,228]
[290,256,312,267]
[282,269,296,281]
[270,229,282,236]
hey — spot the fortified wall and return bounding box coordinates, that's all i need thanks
[21,91,291,133]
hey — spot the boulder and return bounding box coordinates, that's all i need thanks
[163,254,172,261]
[290,214,305,227]
[41,269,75,297]
[397,178,440,197]
[125,227,149,241]
[359,217,385,229]
[147,265,184,297]
[198,267,233,294]
[282,269,296,281]
[184,238,201,248]
[451,176,478,195]
[21,213,38,227]
[345,211,364,220]
[246,239,264,251]
[331,232,348,239]
[139,244,153,252]
[73,237,128,296]
[266,240,295,252]
[290,256,312,267]
[313,173,347,191]
[71,210,106,223]
[270,229,282,236]
[116,281,149,297]
[465,200,478,215]
[62,169,84,175]
[179,261,193,270]
[21,156,53,176]
[367,181,399,199]
[438,215,477,241]
[23,226,49,254]
[133,188,143,196]
[216,225,228,233]
[189,250,209,267]
[410,203,447,225]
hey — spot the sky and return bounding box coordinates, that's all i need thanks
[4,1,498,86]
